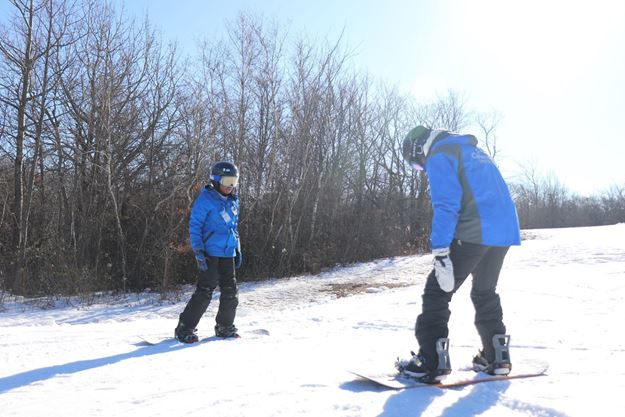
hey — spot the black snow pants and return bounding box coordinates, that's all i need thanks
[179,256,239,329]
[415,239,510,368]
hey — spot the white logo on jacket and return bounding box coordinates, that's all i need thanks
[471,150,495,165]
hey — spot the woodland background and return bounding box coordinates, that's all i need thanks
[1,0,624,299]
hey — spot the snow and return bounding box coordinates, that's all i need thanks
[1,224,625,416]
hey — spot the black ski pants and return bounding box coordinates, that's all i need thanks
[415,239,510,367]
[179,256,239,329]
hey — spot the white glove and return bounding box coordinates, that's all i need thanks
[432,247,455,292]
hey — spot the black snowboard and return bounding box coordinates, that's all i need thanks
[137,328,270,346]
[349,360,548,389]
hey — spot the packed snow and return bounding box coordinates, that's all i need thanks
[1,224,624,417]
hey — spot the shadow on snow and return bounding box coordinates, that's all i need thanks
[0,340,185,394]
[341,377,571,417]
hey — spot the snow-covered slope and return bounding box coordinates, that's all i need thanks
[2,224,624,416]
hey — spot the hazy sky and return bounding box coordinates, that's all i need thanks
[2,0,624,195]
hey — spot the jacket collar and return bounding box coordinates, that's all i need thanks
[423,129,448,157]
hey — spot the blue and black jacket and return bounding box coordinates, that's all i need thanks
[189,185,240,258]
[424,132,521,249]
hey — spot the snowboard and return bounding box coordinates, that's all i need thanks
[137,328,270,346]
[349,360,548,390]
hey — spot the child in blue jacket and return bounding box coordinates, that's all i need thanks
[397,126,521,383]
[175,161,242,342]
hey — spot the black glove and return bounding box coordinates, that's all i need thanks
[235,249,242,269]
[194,250,208,271]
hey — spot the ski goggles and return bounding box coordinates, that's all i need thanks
[211,174,239,188]
[219,176,239,188]
[409,162,424,171]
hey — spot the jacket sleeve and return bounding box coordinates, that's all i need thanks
[426,152,462,249]
[189,194,210,253]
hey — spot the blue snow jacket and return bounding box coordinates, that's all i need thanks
[189,185,240,258]
[424,132,521,249]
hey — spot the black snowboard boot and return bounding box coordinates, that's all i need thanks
[215,323,239,338]
[395,338,452,384]
[175,321,199,344]
[473,334,511,375]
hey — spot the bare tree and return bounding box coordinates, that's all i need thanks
[2,4,622,299]
[418,90,471,132]
[0,0,74,292]
[475,110,502,159]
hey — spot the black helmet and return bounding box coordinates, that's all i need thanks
[402,125,432,170]
[209,161,239,189]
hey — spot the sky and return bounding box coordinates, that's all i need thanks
[2,0,624,195]
[2,223,625,416]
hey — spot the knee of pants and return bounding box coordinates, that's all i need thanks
[470,289,499,303]
[471,294,502,320]
[220,284,238,300]
[472,292,503,319]
[193,286,215,301]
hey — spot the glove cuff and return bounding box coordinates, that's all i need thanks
[432,247,450,257]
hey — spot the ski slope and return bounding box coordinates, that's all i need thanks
[1,224,624,416]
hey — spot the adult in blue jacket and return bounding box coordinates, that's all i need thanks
[175,161,242,343]
[396,126,521,383]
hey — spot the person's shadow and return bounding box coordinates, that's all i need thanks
[0,340,184,394]
[343,378,571,417]
[377,381,510,416]
[340,377,447,416]
[342,377,514,416]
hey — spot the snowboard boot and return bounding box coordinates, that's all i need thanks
[174,321,199,344]
[395,338,452,384]
[473,334,512,375]
[215,323,240,339]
